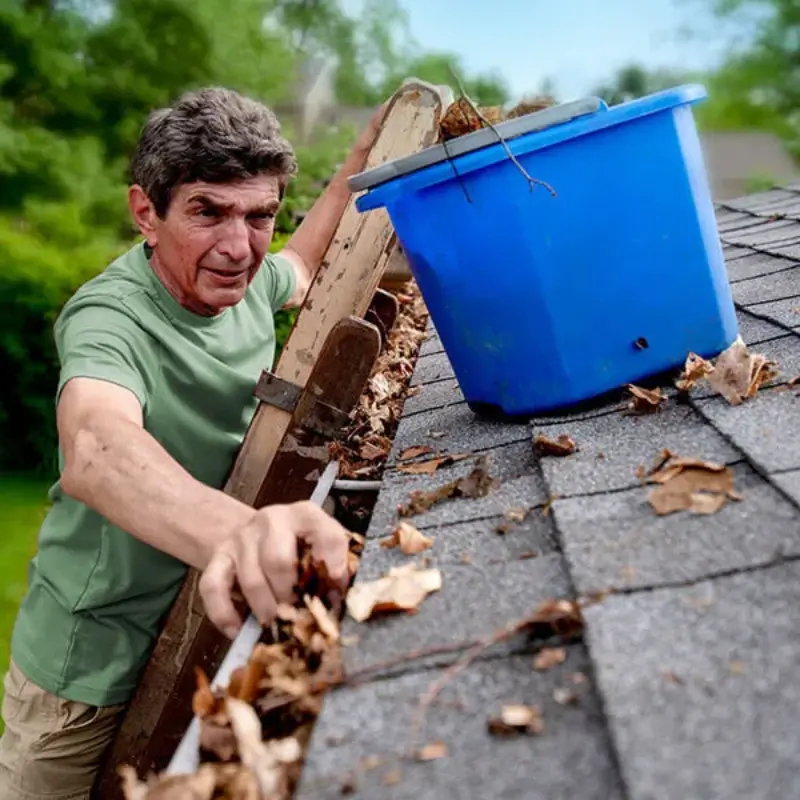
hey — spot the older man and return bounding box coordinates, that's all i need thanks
[0,86,386,799]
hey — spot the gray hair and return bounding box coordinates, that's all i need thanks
[130,87,298,217]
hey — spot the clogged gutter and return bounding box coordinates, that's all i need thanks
[120,283,430,800]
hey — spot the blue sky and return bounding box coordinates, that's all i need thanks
[349,0,736,102]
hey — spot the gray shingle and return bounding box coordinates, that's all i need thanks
[743,296,800,328]
[554,463,800,593]
[725,188,800,212]
[726,252,798,284]
[696,388,800,473]
[721,219,800,248]
[357,511,557,576]
[584,562,800,800]
[419,331,445,357]
[402,379,463,416]
[769,241,800,260]
[534,404,740,498]
[410,352,455,386]
[770,469,800,505]
[296,650,624,800]
[340,554,571,677]
[723,245,754,262]
[718,214,768,234]
[735,309,788,344]
[389,404,530,466]
[731,265,800,306]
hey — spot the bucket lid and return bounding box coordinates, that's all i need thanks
[348,96,605,194]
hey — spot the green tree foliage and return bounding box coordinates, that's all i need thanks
[693,0,800,155]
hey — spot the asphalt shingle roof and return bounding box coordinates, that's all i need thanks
[296,183,800,799]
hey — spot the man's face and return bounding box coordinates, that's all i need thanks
[140,175,281,316]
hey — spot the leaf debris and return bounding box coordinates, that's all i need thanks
[532,647,567,671]
[380,522,434,555]
[676,337,777,404]
[415,741,449,761]
[533,433,578,457]
[625,384,667,415]
[641,450,741,516]
[398,455,498,517]
[488,704,544,736]
[397,452,470,475]
[346,563,442,623]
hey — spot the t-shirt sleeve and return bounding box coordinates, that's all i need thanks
[259,252,298,313]
[54,299,158,412]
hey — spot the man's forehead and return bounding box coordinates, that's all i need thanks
[179,176,281,207]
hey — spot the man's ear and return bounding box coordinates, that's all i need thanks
[128,185,159,247]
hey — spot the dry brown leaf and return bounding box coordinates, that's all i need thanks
[533,433,578,457]
[416,741,449,761]
[556,687,580,705]
[398,456,498,516]
[346,563,442,622]
[488,704,544,736]
[397,453,470,474]
[383,769,402,786]
[532,647,567,671]
[570,672,588,685]
[380,521,434,555]
[531,598,585,638]
[304,595,340,642]
[226,698,301,798]
[360,436,392,461]
[677,338,777,403]
[119,764,218,800]
[505,507,527,523]
[676,352,713,391]
[644,452,740,516]
[399,445,434,461]
[192,667,217,718]
[625,384,667,414]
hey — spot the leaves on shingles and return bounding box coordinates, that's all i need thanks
[398,455,498,517]
[397,452,470,475]
[346,562,442,623]
[360,435,393,462]
[530,598,585,639]
[415,741,449,761]
[625,384,667,415]
[488,704,544,736]
[676,337,778,404]
[532,647,567,671]
[533,433,578,457]
[553,687,579,705]
[399,445,434,461]
[640,450,741,516]
[380,521,434,555]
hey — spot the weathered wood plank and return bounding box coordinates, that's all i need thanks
[94,81,448,798]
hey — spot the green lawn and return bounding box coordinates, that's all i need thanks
[0,473,52,731]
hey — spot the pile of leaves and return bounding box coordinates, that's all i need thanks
[439,95,555,140]
[328,285,429,484]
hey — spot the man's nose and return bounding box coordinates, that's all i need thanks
[217,218,250,262]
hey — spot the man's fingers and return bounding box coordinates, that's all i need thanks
[293,502,351,591]
[257,511,299,607]
[235,515,279,626]
[199,549,240,639]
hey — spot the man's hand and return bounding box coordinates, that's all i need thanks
[199,501,351,639]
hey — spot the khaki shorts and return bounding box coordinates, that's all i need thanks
[0,659,127,800]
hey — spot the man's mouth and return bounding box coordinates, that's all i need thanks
[205,267,248,284]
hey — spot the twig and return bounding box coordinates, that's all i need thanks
[407,611,540,752]
[442,137,472,204]
[446,63,556,197]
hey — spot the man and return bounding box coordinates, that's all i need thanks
[0,86,387,799]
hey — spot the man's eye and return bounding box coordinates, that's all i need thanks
[199,207,219,218]
[249,212,275,225]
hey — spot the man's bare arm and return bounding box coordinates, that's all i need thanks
[57,376,351,636]
[279,103,387,307]
[58,376,254,572]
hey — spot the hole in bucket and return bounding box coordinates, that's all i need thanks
[634,337,649,351]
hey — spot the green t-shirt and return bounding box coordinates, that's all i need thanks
[10,240,296,707]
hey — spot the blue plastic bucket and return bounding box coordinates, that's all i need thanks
[351,85,738,416]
